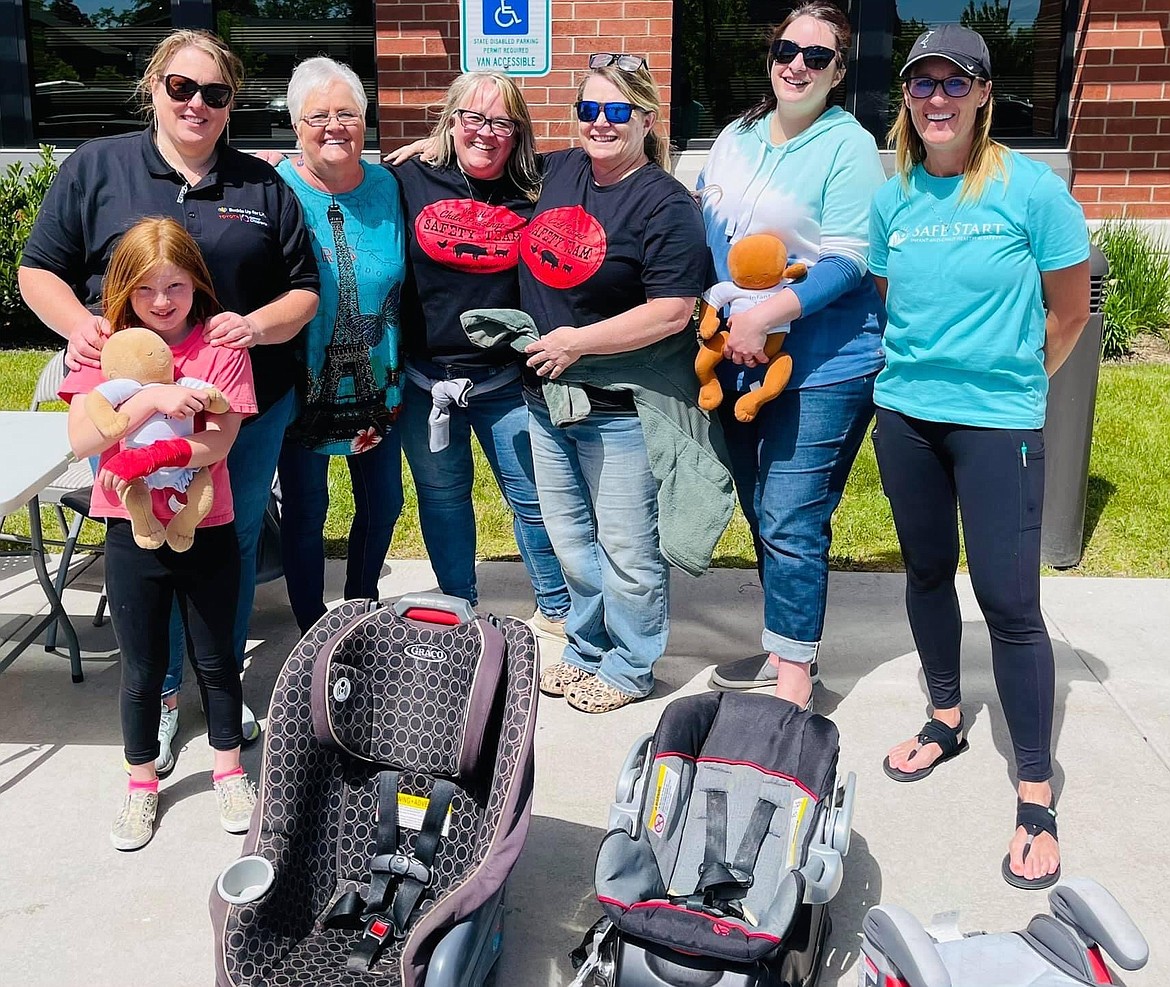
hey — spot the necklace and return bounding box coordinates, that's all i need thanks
[921,176,965,231]
[459,168,500,223]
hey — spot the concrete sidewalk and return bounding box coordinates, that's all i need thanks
[0,553,1166,986]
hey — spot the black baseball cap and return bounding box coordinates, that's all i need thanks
[900,25,992,80]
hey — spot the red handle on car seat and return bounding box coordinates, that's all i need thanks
[399,607,461,625]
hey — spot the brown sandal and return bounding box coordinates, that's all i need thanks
[539,661,591,697]
[565,677,640,713]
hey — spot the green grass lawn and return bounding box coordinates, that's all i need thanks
[4,348,1168,576]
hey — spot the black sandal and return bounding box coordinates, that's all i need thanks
[882,717,968,783]
[1002,800,1061,890]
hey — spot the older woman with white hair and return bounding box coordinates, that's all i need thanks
[274,55,407,631]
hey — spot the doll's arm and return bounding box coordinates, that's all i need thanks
[83,379,144,439]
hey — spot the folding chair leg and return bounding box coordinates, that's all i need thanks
[46,512,84,652]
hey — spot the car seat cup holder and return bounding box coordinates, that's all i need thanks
[216,854,275,906]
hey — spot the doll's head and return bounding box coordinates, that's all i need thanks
[99,326,176,386]
[727,233,790,291]
[102,217,221,337]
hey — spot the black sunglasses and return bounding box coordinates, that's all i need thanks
[162,73,233,109]
[576,100,635,124]
[770,39,838,72]
[906,75,976,99]
[588,52,648,72]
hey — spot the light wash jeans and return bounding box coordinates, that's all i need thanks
[527,401,667,698]
[277,428,404,633]
[399,370,569,619]
[717,373,876,663]
[163,388,296,696]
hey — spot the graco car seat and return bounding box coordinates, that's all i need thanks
[573,690,855,987]
[860,878,1149,987]
[210,593,538,987]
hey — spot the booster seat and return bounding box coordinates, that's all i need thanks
[860,878,1149,987]
[574,690,855,987]
[210,593,538,987]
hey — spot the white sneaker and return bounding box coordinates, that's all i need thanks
[527,608,567,643]
[241,699,260,744]
[214,772,257,833]
[123,702,179,777]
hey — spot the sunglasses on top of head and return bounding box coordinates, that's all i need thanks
[162,73,233,109]
[905,75,977,99]
[588,52,648,72]
[770,39,838,72]
[575,100,636,124]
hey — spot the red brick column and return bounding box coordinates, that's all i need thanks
[1071,0,1170,220]
[374,0,673,157]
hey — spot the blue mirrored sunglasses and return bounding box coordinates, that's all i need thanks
[575,100,634,124]
[906,75,976,99]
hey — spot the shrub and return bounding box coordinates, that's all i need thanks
[1092,218,1170,360]
[0,145,59,343]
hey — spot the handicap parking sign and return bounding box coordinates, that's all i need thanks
[484,0,528,34]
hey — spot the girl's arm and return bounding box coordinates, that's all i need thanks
[184,411,244,467]
[67,386,214,459]
[524,296,696,378]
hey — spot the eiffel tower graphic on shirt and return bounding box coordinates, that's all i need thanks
[292,202,400,449]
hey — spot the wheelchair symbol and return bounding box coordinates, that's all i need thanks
[494,0,520,28]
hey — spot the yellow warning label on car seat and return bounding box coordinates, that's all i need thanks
[647,763,679,836]
[375,793,453,836]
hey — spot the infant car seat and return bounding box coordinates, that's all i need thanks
[574,690,855,987]
[210,593,538,987]
[860,878,1149,987]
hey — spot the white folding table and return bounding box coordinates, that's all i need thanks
[0,410,83,680]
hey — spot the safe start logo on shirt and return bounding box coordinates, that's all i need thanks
[415,199,526,273]
[521,205,606,289]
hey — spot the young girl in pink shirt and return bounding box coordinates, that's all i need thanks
[60,217,259,850]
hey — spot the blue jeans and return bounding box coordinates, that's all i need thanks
[277,429,404,633]
[528,402,667,697]
[163,388,296,696]
[399,371,569,619]
[718,374,876,663]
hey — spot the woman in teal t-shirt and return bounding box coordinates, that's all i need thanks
[868,26,1089,891]
[275,56,406,633]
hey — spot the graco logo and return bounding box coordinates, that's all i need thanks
[405,644,448,663]
[888,230,909,248]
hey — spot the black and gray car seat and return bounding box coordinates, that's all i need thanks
[574,690,855,987]
[210,593,538,987]
[860,878,1149,987]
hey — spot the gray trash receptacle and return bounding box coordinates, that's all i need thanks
[1040,244,1109,568]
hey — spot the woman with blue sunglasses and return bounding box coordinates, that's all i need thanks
[870,25,1090,891]
[700,1,886,709]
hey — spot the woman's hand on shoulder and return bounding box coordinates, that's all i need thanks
[252,149,288,167]
[724,307,770,367]
[525,327,582,380]
[65,315,111,371]
[204,311,261,349]
[382,138,431,166]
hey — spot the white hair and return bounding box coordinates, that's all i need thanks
[286,56,368,123]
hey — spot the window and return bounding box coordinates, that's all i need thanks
[25,0,174,142]
[671,0,1076,150]
[13,0,377,146]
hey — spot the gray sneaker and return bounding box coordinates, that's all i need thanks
[709,653,820,690]
[214,773,257,833]
[122,702,179,777]
[110,789,158,851]
[241,699,261,744]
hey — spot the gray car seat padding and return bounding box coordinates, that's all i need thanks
[595,691,838,964]
[1048,879,1149,971]
[210,602,538,987]
[862,905,953,987]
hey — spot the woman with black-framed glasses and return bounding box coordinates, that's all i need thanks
[19,28,318,810]
[700,1,886,709]
[870,24,1090,891]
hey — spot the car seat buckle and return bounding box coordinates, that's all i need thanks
[370,852,431,885]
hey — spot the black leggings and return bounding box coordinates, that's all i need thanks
[105,520,243,765]
[872,408,1054,783]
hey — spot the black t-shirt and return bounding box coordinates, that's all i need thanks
[21,128,319,413]
[392,158,535,370]
[517,147,708,410]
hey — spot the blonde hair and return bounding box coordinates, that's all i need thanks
[103,217,221,332]
[423,72,541,201]
[136,29,244,123]
[887,81,1009,201]
[576,63,670,170]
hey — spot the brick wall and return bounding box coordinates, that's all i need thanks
[374,0,674,157]
[1071,0,1170,220]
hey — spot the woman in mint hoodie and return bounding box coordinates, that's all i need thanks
[700,1,885,709]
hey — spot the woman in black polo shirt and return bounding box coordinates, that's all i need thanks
[19,28,318,765]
